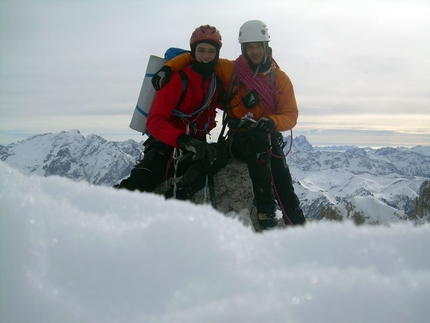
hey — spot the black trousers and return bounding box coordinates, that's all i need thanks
[228,129,301,217]
[270,132,302,218]
[119,139,228,195]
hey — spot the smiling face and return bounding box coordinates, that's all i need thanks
[244,42,265,65]
[194,42,217,63]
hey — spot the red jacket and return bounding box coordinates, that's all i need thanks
[146,65,219,148]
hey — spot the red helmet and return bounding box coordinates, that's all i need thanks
[190,25,222,49]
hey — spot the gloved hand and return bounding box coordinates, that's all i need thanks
[151,66,172,90]
[178,135,217,165]
[255,117,275,133]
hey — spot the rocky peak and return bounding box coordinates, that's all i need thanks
[414,180,430,219]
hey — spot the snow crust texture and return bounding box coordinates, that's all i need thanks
[1,163,430,323]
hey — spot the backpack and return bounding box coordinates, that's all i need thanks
[129,48,190,134]
[165,48,192,111]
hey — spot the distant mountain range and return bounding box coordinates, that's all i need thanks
[1,130,429,224]
[0,130,140,186]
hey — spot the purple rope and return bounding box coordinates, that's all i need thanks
[235,55,279,115]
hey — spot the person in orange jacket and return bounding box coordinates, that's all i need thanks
[152,20,305,229]
[116,25,228,200]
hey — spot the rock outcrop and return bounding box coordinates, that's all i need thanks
[413,179,430,219]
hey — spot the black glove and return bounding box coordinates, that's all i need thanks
[255,117,275,133]
[151,66,172,91]
[178,135,217,165]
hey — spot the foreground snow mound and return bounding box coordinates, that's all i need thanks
[1,162,429,323]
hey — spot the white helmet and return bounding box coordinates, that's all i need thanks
[238,20,270,44]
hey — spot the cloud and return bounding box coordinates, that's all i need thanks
[0,0,429,147]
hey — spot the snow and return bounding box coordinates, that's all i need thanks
[1,130,86,176]
[351,196,403,222]
[1,162,430,323]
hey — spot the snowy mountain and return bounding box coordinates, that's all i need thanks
[1,130,429,225]
[287,141,430,222]
[0,130,141,186]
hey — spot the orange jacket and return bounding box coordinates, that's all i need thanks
[165,54,298,131]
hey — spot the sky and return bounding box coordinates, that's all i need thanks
[1,0,429,148]
[1,162,430,322]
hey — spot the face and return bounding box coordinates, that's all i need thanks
[245,42,265,65]
[194,43,217,63]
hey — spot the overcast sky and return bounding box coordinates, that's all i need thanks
[1,0,429,147]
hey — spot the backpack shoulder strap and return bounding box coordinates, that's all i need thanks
[270,68,276,81]
[176,69,188,109]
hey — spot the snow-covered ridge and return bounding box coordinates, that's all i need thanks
[1,130,429,224]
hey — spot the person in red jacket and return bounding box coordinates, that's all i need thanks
[116,25,227,200]
[152,20,306,229]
